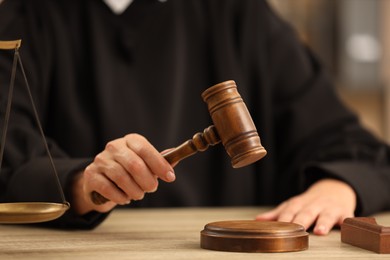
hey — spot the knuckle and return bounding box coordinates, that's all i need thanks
[105,138,125,153]
[83,165,94,178]
[304,210,317,219]
[94,152,106,165]
[132,191,145,201]
[125,133,146,141]
[105,140,117,151]
[125,134,149,152]
[288,196,302,205]
[284,197,303,211]
[321,210,339,220]
[126,158,144,174]
[144,178,159,193]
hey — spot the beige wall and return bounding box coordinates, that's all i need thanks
[269,0,389,143]
[337,88,385,141]
[382,0,390,143]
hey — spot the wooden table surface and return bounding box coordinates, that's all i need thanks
[0,207,389,259]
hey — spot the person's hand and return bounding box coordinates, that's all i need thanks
[255,179,356,235]
[71,133,176,215]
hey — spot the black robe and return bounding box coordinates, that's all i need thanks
[0,0,389,229]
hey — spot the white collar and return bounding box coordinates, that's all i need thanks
[103,0,134,14]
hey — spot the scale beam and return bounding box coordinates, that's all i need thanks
[0,40,22,50]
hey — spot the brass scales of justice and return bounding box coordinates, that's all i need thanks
[0,39,308,253]
[0,40,70,224]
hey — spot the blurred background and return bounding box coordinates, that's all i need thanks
[269,0,390,143]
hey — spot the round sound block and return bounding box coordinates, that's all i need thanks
[200,220,309,253]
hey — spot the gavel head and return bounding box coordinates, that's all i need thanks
[201,80,267,168]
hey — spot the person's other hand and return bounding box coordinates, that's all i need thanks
[72,133,175,215]
[255,179,356,235]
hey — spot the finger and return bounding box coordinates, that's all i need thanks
[125,134,175,182]
[292,205,322,230]
[277,211,297,223]
[84,164,130,205]
[111,145,160,193]
[102,160,148,201]
[103,137,160,193]
[255,211,278,221]
[91,150,145,203]
[276,198,305,223]
[312,210,341,236]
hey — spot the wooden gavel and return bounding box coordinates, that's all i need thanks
[91,80,267,204]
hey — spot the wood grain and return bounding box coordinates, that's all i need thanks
[0,207,389,259]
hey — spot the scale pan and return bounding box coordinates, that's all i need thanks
[0,202,69,224]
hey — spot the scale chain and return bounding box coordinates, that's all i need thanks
[0,46,68,205]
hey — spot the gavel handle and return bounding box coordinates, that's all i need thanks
[90,125,221,205]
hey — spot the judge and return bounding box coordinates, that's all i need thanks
[0,0,389,235]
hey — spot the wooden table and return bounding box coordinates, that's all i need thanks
[0,207,389,259]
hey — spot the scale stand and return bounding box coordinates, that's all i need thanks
[0,40,69,223]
